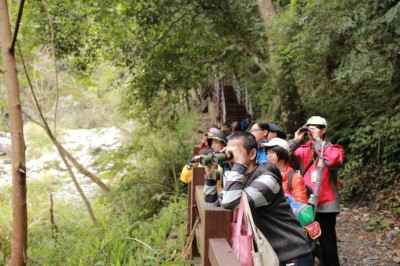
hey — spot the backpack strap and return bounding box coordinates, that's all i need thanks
[287,169,297,192]
[288,168,314,199]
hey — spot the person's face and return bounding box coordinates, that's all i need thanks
[212,140,224,151]
[266,149,278,165]
[250,124,268,142]
[306,124,326,141]
[226,138,256,169]
[267,131,277,141]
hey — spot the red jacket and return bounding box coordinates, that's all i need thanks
[292,139,344,212]
[282,164,308,204]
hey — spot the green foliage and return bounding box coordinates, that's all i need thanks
[3,0,400,263]
[367,216,391,231]
[264,0,400,201]
[1,106,198,265]
[24,122,53,158]
[99,111,197,220]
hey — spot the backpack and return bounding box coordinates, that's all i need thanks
[287,169,313,200]
[285,194,314,228]
[285,194,321,249]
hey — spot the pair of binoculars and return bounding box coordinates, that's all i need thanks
[189,157,201,164]
[299,126,309,132]
[200,152,233,166]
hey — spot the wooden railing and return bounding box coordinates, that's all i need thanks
[187,150,240,266]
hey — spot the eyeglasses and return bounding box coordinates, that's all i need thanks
[250,128,263,133]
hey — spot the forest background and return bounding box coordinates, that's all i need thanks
[0,0,399,265]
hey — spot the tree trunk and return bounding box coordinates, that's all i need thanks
[0,1,27,265]
[257,0,305,136]
[257,0,275,21]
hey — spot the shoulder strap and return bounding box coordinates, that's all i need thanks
[303,160,313,176]
[287,169,296,192]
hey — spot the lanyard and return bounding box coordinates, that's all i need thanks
[312,145,318,166]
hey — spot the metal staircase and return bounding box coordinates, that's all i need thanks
[203,74,253,125]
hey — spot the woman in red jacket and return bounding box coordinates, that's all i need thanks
[262,138,308,204]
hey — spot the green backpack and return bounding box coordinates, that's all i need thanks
[285,194,314,228]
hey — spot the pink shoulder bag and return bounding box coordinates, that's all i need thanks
[231,192,279,266]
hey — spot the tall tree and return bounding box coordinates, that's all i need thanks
[0,0,27,265]
[257,0,305,134]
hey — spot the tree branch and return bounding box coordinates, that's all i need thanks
[10,0,25,52]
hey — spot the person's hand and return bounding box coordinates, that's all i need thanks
[307,126,321,141]
[294,128,307,143]
[204,163,215,178]
[222,146,246,165]
[201,134,208,144]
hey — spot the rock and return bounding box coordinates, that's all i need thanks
[354,215,360,221]
[393,256,400,263]
[0,127,122,192]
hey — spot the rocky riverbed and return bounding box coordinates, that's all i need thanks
[0,127,122,198]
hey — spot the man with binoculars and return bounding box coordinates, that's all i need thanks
[203,132,313,265]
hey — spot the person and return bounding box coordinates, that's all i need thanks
[228,121,242,139]
[179,146,223,193]
[220,122,231,137]
[209,132,227,151]
[268,123,287,140]
[249,121,270,164]
[240,114,252,132]
[288,116,344,266]
[199,127,220,149]
[208,132,230,181]
[204,132,313,265]
[262,137,308,203]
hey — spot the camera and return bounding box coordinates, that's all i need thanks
[211,152,234,165]
[299,126,309,132]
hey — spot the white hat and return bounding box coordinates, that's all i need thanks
[306,116,327,128]
[260,138,289,153]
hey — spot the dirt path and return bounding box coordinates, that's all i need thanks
[337,204,400,265]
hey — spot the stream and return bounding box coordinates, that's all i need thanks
[0,127,123,198]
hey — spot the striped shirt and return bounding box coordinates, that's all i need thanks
[204,163,280,209]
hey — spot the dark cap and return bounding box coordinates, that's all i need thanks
[208,132,227,145]
[268,123,287,140]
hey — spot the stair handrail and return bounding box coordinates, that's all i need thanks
[212,73,220,107]
[232,74,253,116]
[220,84,227,123]
[232,74,242,105]
[244,86,253,115]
